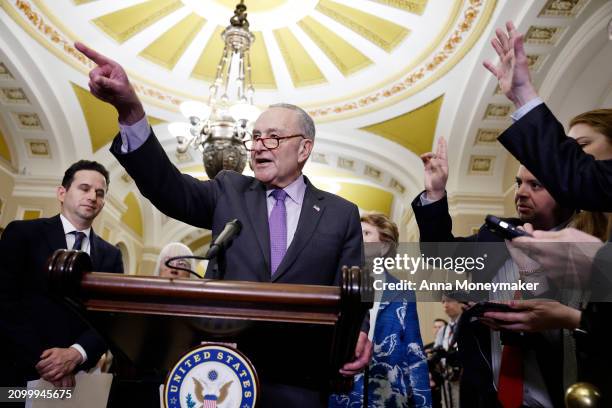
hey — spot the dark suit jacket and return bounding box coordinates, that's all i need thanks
[499,102,612,401]
[111,132,364,285]
[411,193,564,408]
[0,214,123,382]
[498,103,612,211]
[110,132,364,407]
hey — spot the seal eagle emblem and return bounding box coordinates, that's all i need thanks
[164,344,258,408]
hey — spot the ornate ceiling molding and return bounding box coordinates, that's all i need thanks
[3,0,496,122]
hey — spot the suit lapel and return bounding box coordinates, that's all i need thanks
[272,178,324,282]
[89,229,99,269]
[43,215,68,252]
[244,179,271,277]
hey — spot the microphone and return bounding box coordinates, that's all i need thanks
[205,219,242,259]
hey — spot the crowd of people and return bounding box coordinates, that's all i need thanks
[0,20,611,407]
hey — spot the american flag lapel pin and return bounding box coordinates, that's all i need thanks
[313,205,320,212]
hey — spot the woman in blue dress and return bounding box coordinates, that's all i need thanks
[330,213,432,407]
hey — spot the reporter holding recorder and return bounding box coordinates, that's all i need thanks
[412,134,576,407]
[483,20,612,403]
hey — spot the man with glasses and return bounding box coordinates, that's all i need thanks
[75,42,370,407]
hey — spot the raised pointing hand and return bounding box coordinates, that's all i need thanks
[482,21,538,108]
[74,42,144,125]
[421,137,448,201]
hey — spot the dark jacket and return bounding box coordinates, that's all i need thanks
[111,132,364,286]
[411,193,565,408]
[499,102,612,402]
[110,131,364,408]
[0,214,123,383]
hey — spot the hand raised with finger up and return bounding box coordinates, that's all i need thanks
[420,137,448,202]
[482,21,538,109]
[74,42,145,125]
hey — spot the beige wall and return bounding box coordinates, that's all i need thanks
[3,195,59,225]
[0,169,15,227]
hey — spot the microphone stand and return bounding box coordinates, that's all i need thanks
[212,244,228,281]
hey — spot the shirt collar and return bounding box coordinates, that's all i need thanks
[266,174,306,206]
[59,214,92,238]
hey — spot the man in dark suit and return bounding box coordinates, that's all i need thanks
[411,136,575,407]
[75,42,370,407]
[484,20,612,403]
[0,160,123,389]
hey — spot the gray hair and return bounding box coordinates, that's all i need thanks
[269,103,315,141]
[154,242,195,276]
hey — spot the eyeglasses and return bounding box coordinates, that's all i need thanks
[243,134,304,151]
[164,257,191,269]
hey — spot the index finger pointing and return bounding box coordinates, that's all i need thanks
[75,42,117,67]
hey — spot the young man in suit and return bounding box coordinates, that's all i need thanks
[411,136,575,407]
[0,160,123,389]
[75,42,370,407]
[484,20,612,403]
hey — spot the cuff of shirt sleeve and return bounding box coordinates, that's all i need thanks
[510,97,544,122]
[70,344,87,364]
[119,115,150,153]
[419,191,444,206]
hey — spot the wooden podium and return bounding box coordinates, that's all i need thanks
[46,249,371,397]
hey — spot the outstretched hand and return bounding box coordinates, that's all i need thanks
[74,42,144,125]
[511,226,603,287]
[482,299,581,332]
[420,137,448,201]
[482,21,538,108]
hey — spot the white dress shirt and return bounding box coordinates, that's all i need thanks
[59,214,91,363]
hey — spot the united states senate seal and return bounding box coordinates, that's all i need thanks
[164,344,258,408]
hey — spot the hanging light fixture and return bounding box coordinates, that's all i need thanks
[168,0,260,178]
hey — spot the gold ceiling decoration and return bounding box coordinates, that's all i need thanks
[367,0,428,15]
[71,83,165,153]
[361,95,444,156]
[0,88,29,104]
[93,0,183,44]
[297,17,372,76]
[308,0,495,120]
[214,0,286,13]
[139,13,206,69]
[121,192,144,238]
[316,0,410,52]
[25,139,50,158]
[0,63,15,80]
[5,0,496,121]
[274,27,326,87]
[337,182,394,215]
[0,127,12,164]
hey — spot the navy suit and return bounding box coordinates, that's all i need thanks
[498,103,612,211]
[110,132,364,407]
[111,132,364,285]
[0,214,123,384]
[411,194,564,408]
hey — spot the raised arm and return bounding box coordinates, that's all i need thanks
[482,21,539,109]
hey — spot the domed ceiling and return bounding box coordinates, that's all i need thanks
[4,0,494,120]
[2,0,610,250]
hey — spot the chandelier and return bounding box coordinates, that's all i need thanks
[168,1,260,179]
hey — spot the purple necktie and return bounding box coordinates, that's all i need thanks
[269,189,288,276]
